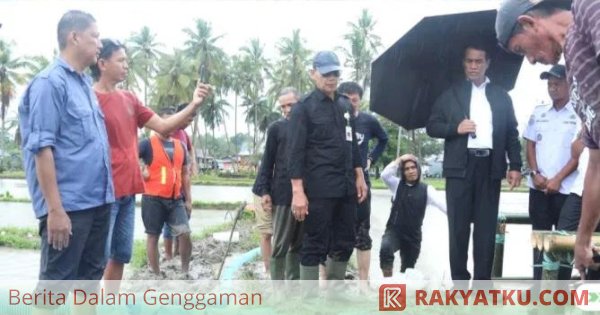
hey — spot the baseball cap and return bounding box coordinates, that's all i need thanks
[312,51,341,75]
[496,0,571,49]
[539,64,566,79]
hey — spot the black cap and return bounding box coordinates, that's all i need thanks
[540,64,566,79]
[496,0,570,49]
[312,51,341,75]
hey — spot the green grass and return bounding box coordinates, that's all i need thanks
[130,240,147,269]
[0,227,40,250]
[0,171,25,179]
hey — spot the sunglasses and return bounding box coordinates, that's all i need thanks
[321,71,341,78]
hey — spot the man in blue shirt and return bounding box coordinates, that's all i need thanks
[18,10,114,282]
[338,81,388,282]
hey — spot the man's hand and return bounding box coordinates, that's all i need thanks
[395,154,416,165]
[365,158,372,171]
[356,177,368,204]
[185,200,192,216]
[545,177,561,194]
[507,170,522,190]
[291,191,309,221]
[191,83,212,107]
[47,208,72,251]
[532,174,547,190]
[457,119,477,135]
[574,241,600,280]
[261,194,273,214]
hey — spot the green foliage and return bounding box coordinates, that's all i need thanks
[130,240,147,269]
[0,227,40,250]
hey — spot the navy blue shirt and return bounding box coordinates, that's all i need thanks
[19,58,114,218]
[354,112,388,180]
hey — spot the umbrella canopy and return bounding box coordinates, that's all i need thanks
[370,9,523,130]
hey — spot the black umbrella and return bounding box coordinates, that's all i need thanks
[370,9,523,130]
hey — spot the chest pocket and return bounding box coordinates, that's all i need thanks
[62,97,94,146]
[309,112,335,141]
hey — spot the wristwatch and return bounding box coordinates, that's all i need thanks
[530,170,540,177]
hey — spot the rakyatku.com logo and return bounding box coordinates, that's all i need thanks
[379,284,406,311]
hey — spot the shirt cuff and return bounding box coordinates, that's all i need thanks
[24,130,56,154]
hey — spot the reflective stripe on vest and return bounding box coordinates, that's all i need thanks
[144,135,184,199]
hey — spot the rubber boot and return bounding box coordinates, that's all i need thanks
[326,259,348,280]
[270,257,286,280]
[285,252,300,280]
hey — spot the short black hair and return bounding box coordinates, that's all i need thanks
[57,10,96,50]
[90,39,127,80]
[338,81,363,99]
[464,41,493,61]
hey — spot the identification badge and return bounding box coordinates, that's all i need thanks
[345,126,353,141]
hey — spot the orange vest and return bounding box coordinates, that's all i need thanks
[144,135,184,199]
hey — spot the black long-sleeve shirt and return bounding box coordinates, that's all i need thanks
[287,89,361,198]
[354,112,388,180]
[252,118,292,206]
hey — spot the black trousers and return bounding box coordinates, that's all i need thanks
[379,226,422,272]
[529,189,568,280]
[300,197,356,266]
[446,154,501,280]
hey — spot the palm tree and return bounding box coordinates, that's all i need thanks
[228,56,245,154]
[200,97,230,141]
[338,9,382,93]
[152,49,196,109]
[0,40,28,130]
[268,29,312,99]
[23,55,50,80]
[182,19,227,87]
[128,26,164,105]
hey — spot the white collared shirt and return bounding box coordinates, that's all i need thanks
[523,101,581,194]
[467,78,493,149]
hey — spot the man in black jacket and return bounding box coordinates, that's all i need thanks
[287,51,368,281]
[252,87,302,280]
[426,43,522,280]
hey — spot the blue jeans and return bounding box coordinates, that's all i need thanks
[105,195,136,264]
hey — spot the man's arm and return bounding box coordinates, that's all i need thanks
[380,160,400,194]
[144,83,210,135]
[252,123,278,212]
[351,108,367,203]
[23,78,71,251]
[526,140,547,190]
[367,116,389,168]
[575,148,600,277]
[288,103,309,221]
[182,147,192,215]
[426,90,460,139]
[505,95,522,189]
[546,138,584,194]
[426,185,447,215]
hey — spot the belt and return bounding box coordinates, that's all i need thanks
[468,148,491,157]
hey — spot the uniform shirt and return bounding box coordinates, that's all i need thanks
[380,162,446,214]
[252,119,292,206]
[565,0,600,149]
[19,58,114,218]
[95,90,154,198]
[570,148,589,197]
[468,78,494,149]
[139,138,189,166]
[354,111,389,182]
[523,102,581,194]
[287,89,361,199]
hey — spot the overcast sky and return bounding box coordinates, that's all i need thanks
[1,0,553,136]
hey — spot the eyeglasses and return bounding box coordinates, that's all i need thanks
[322,71,340,78]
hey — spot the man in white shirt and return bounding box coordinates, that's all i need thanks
[426,43,522,280]
[379,154,446,277]
[523,64,581,280]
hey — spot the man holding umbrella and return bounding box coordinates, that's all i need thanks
[426,43,522,281]
[495,0,600,278]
